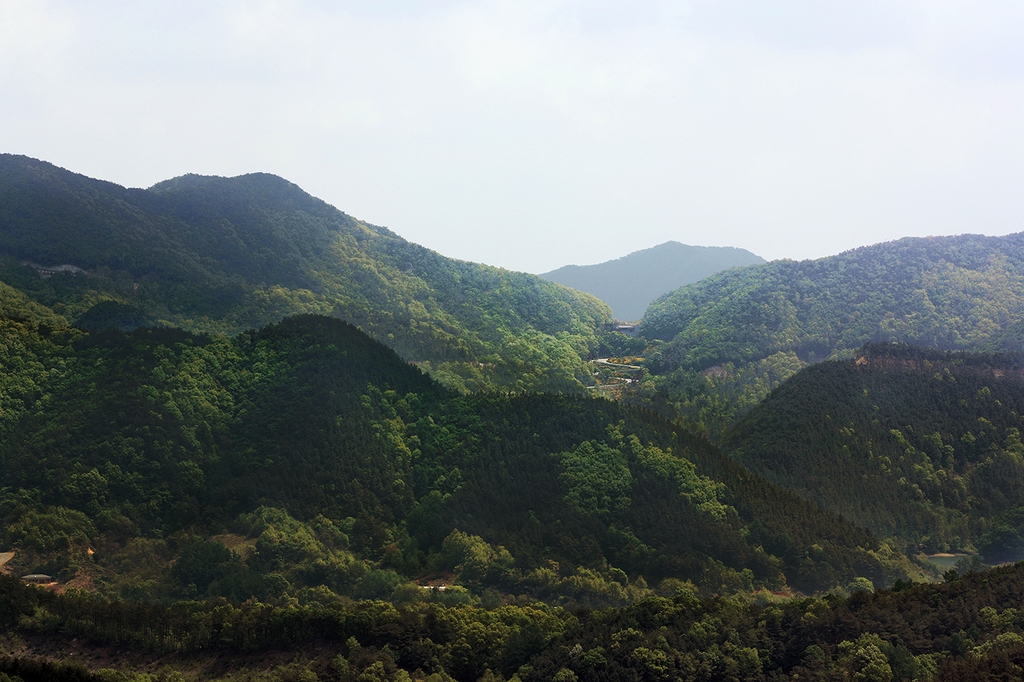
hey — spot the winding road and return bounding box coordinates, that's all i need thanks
[593,358,643,370]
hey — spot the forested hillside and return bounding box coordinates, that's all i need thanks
[0,304,916,610]
[722,344,1024,561]
[540,241,764,322]
[3,556,1024,680]
[0,154,610,393]
[6,155,1023,680]
[636,233,1024,437]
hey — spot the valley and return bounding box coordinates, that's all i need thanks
[2,157,1024,680]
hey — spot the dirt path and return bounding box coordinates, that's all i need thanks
[0,551,14,573]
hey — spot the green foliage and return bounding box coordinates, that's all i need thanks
[593,329,649,358]
[625,433,728,521]
[0,154,611,394]
[640,232,1024,436]
[74,300,153,331]
[171,539,236,593]
[4,507,95,554]
[8,561,1024,680]
[353,569,404,600]
[645,233,1024,355]
[723,344,1024,553]
[440,530,514,588]
[555,440,632,517]
[978,504,1024,564]
[0,312,897,602]
[641,350,807,439]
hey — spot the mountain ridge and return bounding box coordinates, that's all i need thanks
[721,343,1024,558]
[633,232,1024,438]
[540,241,765,322]
[0,153,611,393]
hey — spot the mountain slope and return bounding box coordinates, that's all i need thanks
[540,241,765,322]
[644,233,1024,361]
[0,311,915,601]
[722,344,1024,556]
[637,233,1024,436]
[0,154,611,392]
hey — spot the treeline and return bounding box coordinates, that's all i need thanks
[6,563,1024,680]
[527,562,1024,681]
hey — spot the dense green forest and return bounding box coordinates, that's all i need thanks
[7,154,1024,680]
[635,233,1024,438]
[4,558,1024,680]
[540,242,764,323]
[721,343,1024,561]
[0,154,610,393]
[0,305,917,608]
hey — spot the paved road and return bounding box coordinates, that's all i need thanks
[593,358,643,370]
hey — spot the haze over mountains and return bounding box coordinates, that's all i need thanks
[540,241,765,322]
[5,155,1024,679]
[0,156,912,590]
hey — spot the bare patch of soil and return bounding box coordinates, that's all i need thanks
[211,533,257,560]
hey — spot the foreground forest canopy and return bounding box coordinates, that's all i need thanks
[0,154,611,393]
[4,559,1024,680]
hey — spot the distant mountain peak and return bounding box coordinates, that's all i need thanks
[540,242,765,322]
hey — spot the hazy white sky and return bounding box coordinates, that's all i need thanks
[2,1,1023,273]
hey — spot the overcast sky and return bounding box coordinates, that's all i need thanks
[2,1,1023,273]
